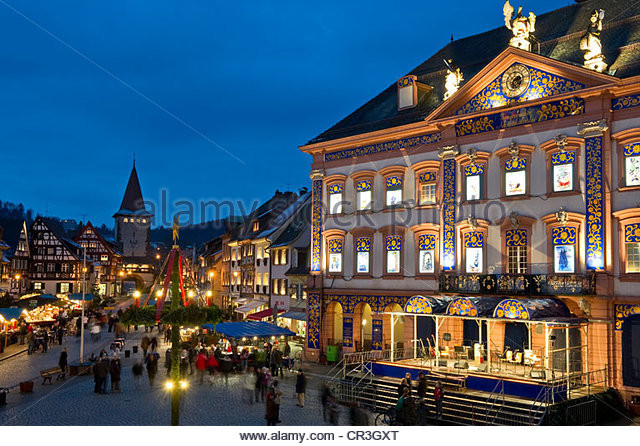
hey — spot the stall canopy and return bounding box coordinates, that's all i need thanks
[402,295,576,322]
[246,308,285,321]
[202,321,295,338]
[279,310,306,321]
[68,293,96,301]
[235,300,264,314]
[0,307,26,322]
[16,294,59,309]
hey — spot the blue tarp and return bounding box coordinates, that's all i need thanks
[0,307,26,322]
[68,293,96,301]
[202,321,295,338]
[279,311,306,321]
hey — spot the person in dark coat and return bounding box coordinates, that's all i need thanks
[150,337,158,352]
[397,378,410,397]
[110,357,122,392]
[254,367,263,403]
[132,360,144,389]
[93,358,108,394]
[141,336,150,357]
[58,348,68,373]
[295,369,306,407]
[165,348,172,376]
[145,352,158,387]
[265,388,278,426]
[57,327,64,345]
[75,317,82,337]
[417,372,428,400]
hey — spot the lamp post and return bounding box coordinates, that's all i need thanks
[208,271,214,306]
[80,247,87,363]
[118,270,125,296]
[14,274,21,297]
[133,290,141,307]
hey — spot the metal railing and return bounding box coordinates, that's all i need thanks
[439,272,596,296]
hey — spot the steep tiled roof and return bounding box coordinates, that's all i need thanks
[309,0,640,144]
[114,162,153,217]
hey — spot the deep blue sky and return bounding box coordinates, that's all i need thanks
[1,0,566,227]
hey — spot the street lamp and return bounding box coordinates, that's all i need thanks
[206,290,212,307]
[14,274,21,296]
[133,290,141,307]
[119,271,125,296]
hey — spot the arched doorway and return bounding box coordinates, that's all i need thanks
[384,303,405,351]
[323,301,343,348]
[353,302,372,351]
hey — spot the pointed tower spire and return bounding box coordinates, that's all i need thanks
[114,161,148,215]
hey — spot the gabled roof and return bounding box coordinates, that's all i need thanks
[113,162,153,217]
[307,0,640,145]
[270,193,311,249]
[33,217,81,260]
[74,221,122,257]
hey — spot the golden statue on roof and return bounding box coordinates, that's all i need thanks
[503,0,536,51]
[581,9,607,73]
[443,59,463,101]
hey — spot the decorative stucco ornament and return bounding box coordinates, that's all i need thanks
[503,0,536,51]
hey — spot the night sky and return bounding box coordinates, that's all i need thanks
[1,0,566,227]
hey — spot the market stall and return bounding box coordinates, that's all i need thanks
[0,307,26,352]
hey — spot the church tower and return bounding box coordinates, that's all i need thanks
[113,161,153,258]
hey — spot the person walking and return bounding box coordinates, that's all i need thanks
[19,322,27,345]
[141,336,150,357]
[26,330,35,355]
[254,367,263,403]
[195,350,207,384]
[434,381,444,419]
[265,388,278,426]
[110,357,122,392]
[150,337,158,352]
[295,369,306,408]
[145,351,158,387]
[57,326,64,346]
[132,360,144,389]
[165,348,172,377]
[244,367,255,404]
[321,383,332,422]
[58,348,68,374]
[283,341,292,372]
[41,330,49,353]
[272,379,283,423]
[207,353,219,377]
[93,358,108,394]
[397,378,410,397]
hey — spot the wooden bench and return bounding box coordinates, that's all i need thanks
[40,367,66,385]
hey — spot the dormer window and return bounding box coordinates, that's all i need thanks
[397,75,417,110]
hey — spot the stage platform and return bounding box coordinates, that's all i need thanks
[370,358,602,401]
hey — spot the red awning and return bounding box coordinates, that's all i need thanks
[246,308,285,321]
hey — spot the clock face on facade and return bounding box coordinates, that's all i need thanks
[501,64,531,98]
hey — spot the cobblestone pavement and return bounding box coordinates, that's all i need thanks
[0,327,359,426]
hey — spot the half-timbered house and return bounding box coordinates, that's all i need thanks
[75,221,122,296]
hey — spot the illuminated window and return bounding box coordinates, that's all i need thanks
[355,237,371,274]
[504,158,527,196]
[624,143,640,187]
[386,177,403,207]
[328,239,343,273]
[464,232,484,273]
[355,180,372,211]
[552,227,577,273]
[625,224,640,273]
[417,234,436,274]
[328,184,343,214]
[253,221,259,232]
[124,218,128,223]
[385,236,402,274]
[60,283,70,293]
[464,164,484,201]
[418,172,437,205]
[551,151,576,192]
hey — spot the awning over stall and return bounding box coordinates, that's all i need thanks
[279,310,306,321]
[400,295,577,322]
[235,300,265,314]
[202,321,295,338]
[68,293,96,301]
[0,307,26,322]
[246,308,284,321]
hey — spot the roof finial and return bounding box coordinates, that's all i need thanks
[133,153,136,167]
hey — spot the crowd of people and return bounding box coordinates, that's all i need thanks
[393,372,444,424]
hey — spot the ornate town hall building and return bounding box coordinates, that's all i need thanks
[301,0,640,405]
